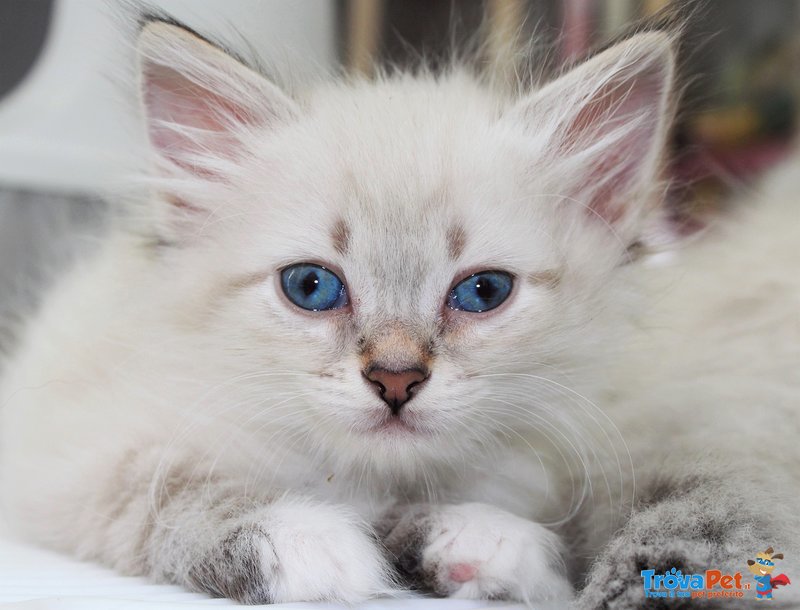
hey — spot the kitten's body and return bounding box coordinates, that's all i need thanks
[1,22,798,608]
[579,160,800,606]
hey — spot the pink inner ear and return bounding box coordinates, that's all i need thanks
[561,69,667,224]
[143,64,256,174]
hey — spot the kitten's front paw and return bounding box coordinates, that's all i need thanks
[381,502,572,602]
[188,501,392,603]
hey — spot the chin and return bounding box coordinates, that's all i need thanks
[322,423,455,478]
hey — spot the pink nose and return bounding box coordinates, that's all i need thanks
[364,367,429,414]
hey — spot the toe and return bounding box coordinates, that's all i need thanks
[448,563,478,583]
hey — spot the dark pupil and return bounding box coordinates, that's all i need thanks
[301,271,319,297]
[475,276,495,301]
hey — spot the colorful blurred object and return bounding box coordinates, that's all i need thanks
[343,0,800,228]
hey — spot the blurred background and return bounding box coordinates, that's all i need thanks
[1,0,799,340]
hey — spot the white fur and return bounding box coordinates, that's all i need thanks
[417,503,572,601]
[257,498,394,602]
[1,22,798,606]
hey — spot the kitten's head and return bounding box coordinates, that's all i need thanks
[134,22,674,475]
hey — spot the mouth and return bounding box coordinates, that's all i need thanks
[371,416,421,435]
[384,416,422,432]
[357,411,430,437]
[760,569,767,575]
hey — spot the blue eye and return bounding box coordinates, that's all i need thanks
[281,264,348,311]
[448,271,513,313]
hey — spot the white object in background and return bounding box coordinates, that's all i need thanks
[0,0,335,195]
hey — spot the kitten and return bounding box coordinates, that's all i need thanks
[1,18,798,609]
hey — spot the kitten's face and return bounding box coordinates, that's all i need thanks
[138,24,673,472]
[203,89,571,468]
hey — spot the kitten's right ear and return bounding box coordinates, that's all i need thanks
[137,21,297,177]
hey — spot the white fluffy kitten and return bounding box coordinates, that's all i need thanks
[1,19,798,609]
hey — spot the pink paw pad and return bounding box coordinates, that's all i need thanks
[448,562,478,583]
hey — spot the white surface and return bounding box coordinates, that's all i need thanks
[0,0,335,193]
[0,531,536,610]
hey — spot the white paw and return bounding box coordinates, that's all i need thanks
[412,503,573,602]
[192,499,394,603]
[262,499,394,602]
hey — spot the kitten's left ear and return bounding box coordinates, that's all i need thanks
[508,32,675,235]
[137,21,298,176]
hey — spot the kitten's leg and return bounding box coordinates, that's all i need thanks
[76,448,393,603]
[575,464,800,609]
[379,502,573,602]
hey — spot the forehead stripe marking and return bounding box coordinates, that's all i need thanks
[446,225,466,260]
[332,219,351,255]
